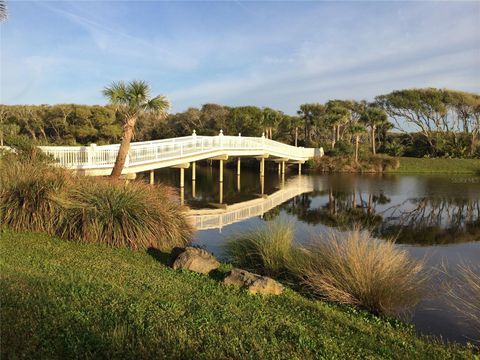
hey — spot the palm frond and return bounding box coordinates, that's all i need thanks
[103,81,129,106]
[103,80,169,117]
[146,95,171,113]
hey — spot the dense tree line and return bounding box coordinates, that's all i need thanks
[1,88,479,158]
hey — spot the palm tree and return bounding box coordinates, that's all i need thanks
[262,108,280,139]
[360,107,388,155]
[325,102,349,150]
[0,0,7,22]
[103,80,170,178]
[291,115,303,147]
[348,123,366,162]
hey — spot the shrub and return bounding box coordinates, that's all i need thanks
[0,157,70,233]
[296,229,427,317]
[0,149,194,250]
[325,140,354,157]
[382,139,405,157]
[225,221,295,277]
[361,154,400,172]
[61,179,193,250]
[308,155,399,173]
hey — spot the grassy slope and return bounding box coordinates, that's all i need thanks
[387,157,480,174]
[0,230,473,360]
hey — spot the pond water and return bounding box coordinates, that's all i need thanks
[143,163,480,343]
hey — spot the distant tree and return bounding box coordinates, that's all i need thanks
[297,103,325,146]
[103,80,170,178]
[228,106,263,136]
[200,104,230,134]
[290,115,303,146]
[376,89,447,155]
[360,106,388,155]
[348,123,367,162]
[325,101,349,150]
[262,108,282,139]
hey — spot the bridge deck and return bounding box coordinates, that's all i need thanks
[38,133,321,175]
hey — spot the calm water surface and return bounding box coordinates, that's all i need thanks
[145,163,480,343]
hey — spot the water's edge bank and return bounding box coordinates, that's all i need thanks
[1,229,475,359]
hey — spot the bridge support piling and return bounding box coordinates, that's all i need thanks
[219,181,223,204]
[149,170,155,185]
[260,158,265,177]
[192,180,196,198]
[219,159,224,183]
[278,163,281,175]
[298,163,302,175]
[180,168,185,188]
[237,158,241,175]
[281,161,286,175]
[236,174,241,192]
[192,162,196,181]
[261,175,264,195]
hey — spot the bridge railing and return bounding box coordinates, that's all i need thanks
[38,132,317,170]
[189,176,315,230]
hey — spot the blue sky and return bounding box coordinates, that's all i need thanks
[1,1,479,114]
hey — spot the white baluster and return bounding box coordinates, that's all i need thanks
[88,144,96,167]
[219,129,224,148]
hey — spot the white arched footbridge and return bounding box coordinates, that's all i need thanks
[38,131,322,176]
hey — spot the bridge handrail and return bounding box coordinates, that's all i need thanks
[37,133,318,169]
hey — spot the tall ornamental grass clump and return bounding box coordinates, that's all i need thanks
[442,263,480,340]
[61,179,193,250]
[227,223,427,317]
[0,156,70,234]
[225,221,295,277]
[298,229,427,317]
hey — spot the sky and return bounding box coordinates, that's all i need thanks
[1,0,479,114]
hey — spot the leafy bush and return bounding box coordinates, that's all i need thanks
[0,156,70,233]
[61,179,193,250]
[225,221,295,277]
[308,155,399,173]
[381,139,405,157]
[296,229,427,317]
[325,140,354,157]
[361,154,400,172]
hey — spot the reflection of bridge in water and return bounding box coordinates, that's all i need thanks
[188,176,316,231]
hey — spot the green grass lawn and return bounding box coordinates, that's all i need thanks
[388,157,480,174]
[0,230,475,359]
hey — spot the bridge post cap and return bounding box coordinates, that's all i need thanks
[192,130,196,136]
[90,143,97,147]
[238,133,241,137]
[219,129,224,136]
[261,132,265,138]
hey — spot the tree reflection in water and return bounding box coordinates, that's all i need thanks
[277,190,480,245]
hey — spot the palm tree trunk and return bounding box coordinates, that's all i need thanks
[331,126,336,149]
[111,117,136,178]
[355,135,359,162]
[371,126,376,155]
